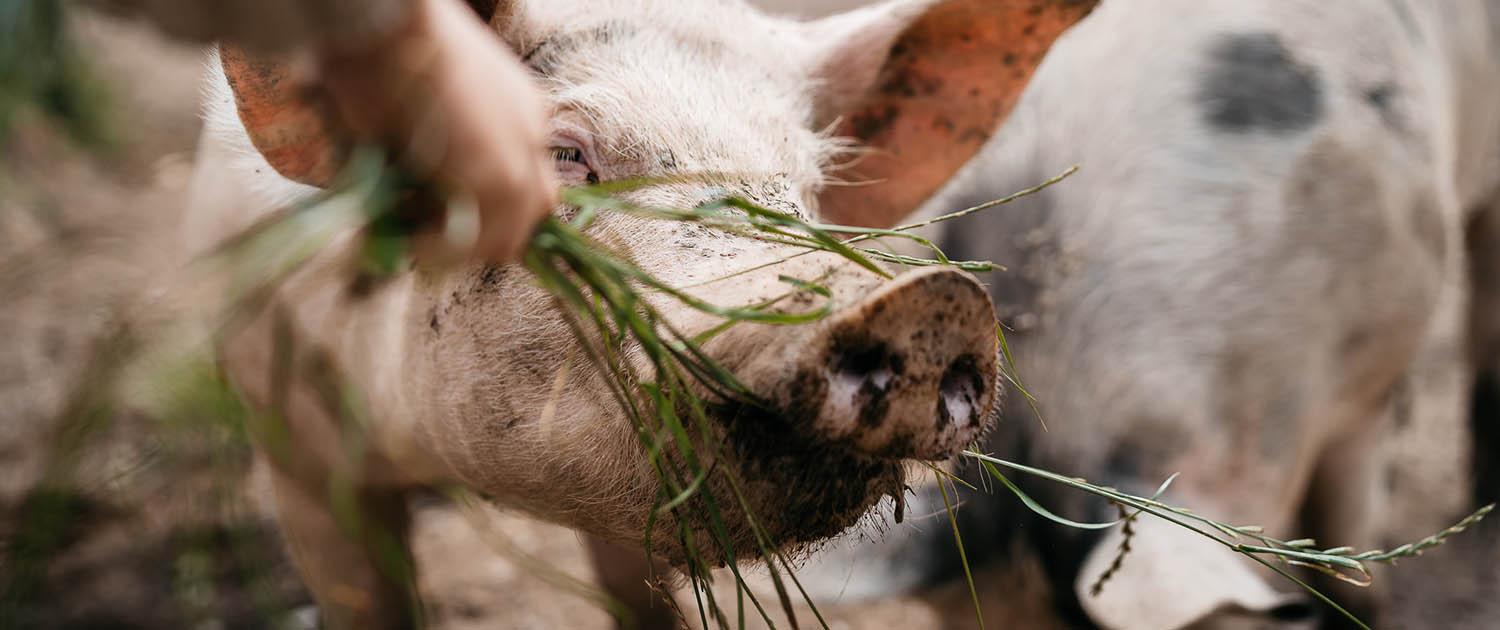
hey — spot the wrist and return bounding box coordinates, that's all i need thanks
[317,0,443,141]
[317,0,426,60]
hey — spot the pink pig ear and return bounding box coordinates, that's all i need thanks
[219,43,350,188]
[806,0,1097,228]
[218,0,519,188]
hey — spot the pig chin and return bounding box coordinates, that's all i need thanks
[652,398,911,566]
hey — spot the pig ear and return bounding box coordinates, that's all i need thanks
[219,44,349,188]
[218,0,519,188]
[806,0,1097,228]
[1076,510,1317,629]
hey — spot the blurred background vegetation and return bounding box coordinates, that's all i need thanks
[2,3,307,628]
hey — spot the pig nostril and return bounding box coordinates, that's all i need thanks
[938,355,983,430]
[829,341,901,418]
[834,344,896,391]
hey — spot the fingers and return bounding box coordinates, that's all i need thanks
[120,0,558,266]
[321,0,559,266]
[473,154,556,264]
[423,0,557,264]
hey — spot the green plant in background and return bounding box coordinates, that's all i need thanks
[0,0,113,150]
[0,324,135,628]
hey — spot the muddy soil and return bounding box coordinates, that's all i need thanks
[2,5,1495,630]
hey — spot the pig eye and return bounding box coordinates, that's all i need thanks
[549,140,598,185]
[551,147,584,163]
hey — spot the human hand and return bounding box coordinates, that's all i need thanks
[319,0,556,264]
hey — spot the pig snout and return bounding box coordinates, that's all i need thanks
[774,267,1000,460]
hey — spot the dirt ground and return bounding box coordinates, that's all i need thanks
[3,4,1497,630]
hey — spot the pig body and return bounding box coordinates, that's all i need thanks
[801,1,1500,628]
[183,0,1096,627]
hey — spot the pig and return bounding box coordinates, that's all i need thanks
[181,0,1097,627]
[791,1,1500,629]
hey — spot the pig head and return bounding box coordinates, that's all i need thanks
[184,0,1094,626]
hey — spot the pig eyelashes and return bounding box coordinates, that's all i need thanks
[549,144,599,185]
[551,146,585,163]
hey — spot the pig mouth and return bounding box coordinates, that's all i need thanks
[664,397,910,559]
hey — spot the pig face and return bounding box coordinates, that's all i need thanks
[209,0,1095,563]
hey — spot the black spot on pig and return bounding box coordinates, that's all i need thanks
[850,105,901,140]
[1198,33,1324,134]
[1365,83,1405,130]
[879,64,945,99]
[1366,83,1395,112]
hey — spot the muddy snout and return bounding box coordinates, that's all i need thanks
[794,267,999,459]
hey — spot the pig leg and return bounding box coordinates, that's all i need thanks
[1468,198,1500,509]
[586,535,679,630]
[266,465,419,630]
[1472,367,1500,508]
[1296,410,1391,629]
[222,309,423,628]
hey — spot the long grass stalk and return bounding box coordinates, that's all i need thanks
[965,449,1494,630]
